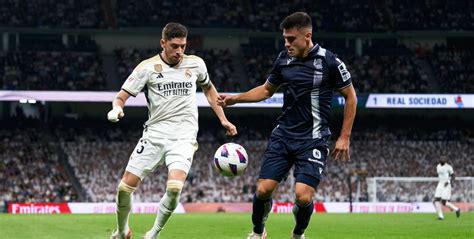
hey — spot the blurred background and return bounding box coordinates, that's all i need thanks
[0,0,473,212]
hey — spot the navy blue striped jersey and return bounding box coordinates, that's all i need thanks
[267,44,352,139]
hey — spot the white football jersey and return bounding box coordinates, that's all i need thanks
[121,54,210,139]
[437,163,453,182]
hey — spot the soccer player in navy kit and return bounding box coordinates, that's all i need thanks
[218,12,357,239]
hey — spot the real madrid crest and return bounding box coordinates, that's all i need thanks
[185,69,192,78]
[154,64,162,73]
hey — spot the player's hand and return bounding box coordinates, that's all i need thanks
[217,94,237,107]
[107,106,124,123]
[221,120,237,136]
[331,135,350,163]
[444,182,449,187]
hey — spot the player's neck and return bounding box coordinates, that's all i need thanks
[302,42,315,58]
[159,52,181,67]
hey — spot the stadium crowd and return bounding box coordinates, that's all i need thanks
[0,50,106,91]
[0,121,77,207]
[4,0,470,31]
[3,41,471,93]
[1,117,472,205]
[425,45,474,93]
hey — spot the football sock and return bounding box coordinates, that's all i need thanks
[293,201,314,235]
[116,181,136,234]
[252,194,273,234]
[148,180,183,237]
[435,201,444,219]
[445,202,459,211]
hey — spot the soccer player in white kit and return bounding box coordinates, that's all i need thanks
[107,23,237,239]
[433,158,461,220]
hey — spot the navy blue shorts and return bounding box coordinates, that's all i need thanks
[259,134,329,189]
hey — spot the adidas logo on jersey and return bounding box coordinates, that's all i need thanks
[156,73,164,79]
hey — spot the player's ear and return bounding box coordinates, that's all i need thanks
[160,39,166,48]
[305,31,312,41]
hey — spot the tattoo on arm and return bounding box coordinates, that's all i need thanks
[115,96,125,103]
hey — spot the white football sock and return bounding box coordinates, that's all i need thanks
[116,181,136,234]
[445,202,459,211]
[435,201,444,219]
[148,180,183,237]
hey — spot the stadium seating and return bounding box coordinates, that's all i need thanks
[1,117,471,204]
[1,1,472,31]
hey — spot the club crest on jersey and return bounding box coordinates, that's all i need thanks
[154,64,163,73]
[185,69,192,78]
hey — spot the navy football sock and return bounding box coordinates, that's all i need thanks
[252,194,273,234]
[293,201,314,235]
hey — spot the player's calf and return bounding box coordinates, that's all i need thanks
[145,179,184,238]
[115,181,137,237]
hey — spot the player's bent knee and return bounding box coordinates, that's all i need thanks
[295,194,313,206]
[441,200,447,205]
[256,186,274,199]
[118,181,137,194]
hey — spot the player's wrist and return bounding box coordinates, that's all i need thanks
[339,133,351,139]
[112,106,123,112]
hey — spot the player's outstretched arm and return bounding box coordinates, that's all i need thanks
[332,84,357,162]
[107,90,130,123]
[203,82,237,136]
[217,81,278,107]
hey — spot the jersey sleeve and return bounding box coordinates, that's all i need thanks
[121,65,149,97]
[266,51,284,86]
[196,58,211,87]
[329,56,352,90]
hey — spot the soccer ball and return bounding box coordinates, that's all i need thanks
[213,143,248,177]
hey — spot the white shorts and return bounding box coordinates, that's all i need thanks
[125,136,198,181]
[434,181,451,200]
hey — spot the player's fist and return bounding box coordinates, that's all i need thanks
[217,94,236,107]
[107,106,124,123]
[221,120,237,136]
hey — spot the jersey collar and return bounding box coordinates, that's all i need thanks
[306,44,320,58]
[159,52,181,68]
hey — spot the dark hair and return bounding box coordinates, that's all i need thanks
[162,22,188,40]
[280,12,312,30]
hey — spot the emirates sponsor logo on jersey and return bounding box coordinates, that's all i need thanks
[156,81,193,97]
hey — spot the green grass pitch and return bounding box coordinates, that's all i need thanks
[0,213,472,239]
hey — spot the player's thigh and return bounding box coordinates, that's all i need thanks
[164,139,198,176]
[434,183,444,197]
[125,137,164,181]
[259,135,293,183]
[441,185,451,200]
[293,139,329,189]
